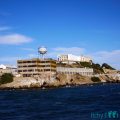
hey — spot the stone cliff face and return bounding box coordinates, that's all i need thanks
[0,73,120,89]
[98,74,120,82]
[42,73,94,88]
[0,73,93,89]
[0,77,43,89]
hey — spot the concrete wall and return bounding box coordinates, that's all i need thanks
[57,67,93,76]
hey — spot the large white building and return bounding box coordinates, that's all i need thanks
[58,54,92,63]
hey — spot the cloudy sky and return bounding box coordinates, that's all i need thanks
[0,0,120,69]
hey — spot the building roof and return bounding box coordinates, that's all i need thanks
[0,64,6,69]
[0,64,17,69]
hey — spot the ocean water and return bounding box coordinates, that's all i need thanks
[0,83,120,120]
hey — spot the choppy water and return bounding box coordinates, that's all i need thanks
[0,83,120,120]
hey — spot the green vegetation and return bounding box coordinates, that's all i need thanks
[91,77,101,82]
[80,62,104,74]
[80,62,92,68]
[102,63,115,70]
[92,63,104,74]
[57,61,115,74]
[0,73,13,85]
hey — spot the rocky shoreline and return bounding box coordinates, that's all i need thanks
[0,73,120,90]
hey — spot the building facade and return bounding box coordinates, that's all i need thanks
[80,55,92,62]
[0,64,17,77]
[17,58,56,77]
[57,67,93,76]
[58,54,92,63]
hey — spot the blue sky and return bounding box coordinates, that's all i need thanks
[0,0,120,69]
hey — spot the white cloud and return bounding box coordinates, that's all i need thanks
[0,26,11,31]
[21,48,35,51]
[53,47,85,54]
[48,48,120,69]
[28,54,38,58]
[0,54,38,65]
[0,48,119,70]
[91,50,120,69]
[0,34,33,45]
[0,55,36,65]
[0,56,22,65]
[46,47,85,59]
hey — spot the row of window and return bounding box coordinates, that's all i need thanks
[18,61,56,64]
[59,72,93,75]
[18,65,56,68]
[18,69,56,73]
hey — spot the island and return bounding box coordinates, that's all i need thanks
[0,60,120,89]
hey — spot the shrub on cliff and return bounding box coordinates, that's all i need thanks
[80,62,92,68]
[91,77,101,82]
[102,63,115,70]
[0,73,13,84]
[92,63,104,74]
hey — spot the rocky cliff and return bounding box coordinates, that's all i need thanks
[0,73,120,89]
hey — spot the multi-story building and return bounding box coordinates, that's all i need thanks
[0,64,17,76]
[80,55,92,62]
[17,58,56,77]
[58,54,92,63]
[57,67,93,76]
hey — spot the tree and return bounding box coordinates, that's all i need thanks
[92,63,104,73]
[0,73,13,84]
[91,77,101,82]
[80,62,92,68]
[102,63,115,70]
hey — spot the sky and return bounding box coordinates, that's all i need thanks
[0,0,120,69]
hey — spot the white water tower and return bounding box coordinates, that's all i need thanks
[38,46,47,60]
